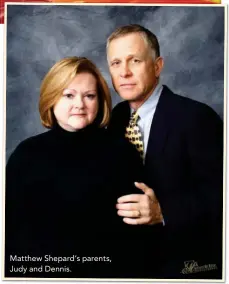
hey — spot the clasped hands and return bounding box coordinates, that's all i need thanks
[116,182,163,225]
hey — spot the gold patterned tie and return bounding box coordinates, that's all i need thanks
[125,111,144,160]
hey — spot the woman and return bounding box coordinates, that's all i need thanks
[5,57,148,278]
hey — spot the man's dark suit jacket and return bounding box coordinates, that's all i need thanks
[108,85,223,279]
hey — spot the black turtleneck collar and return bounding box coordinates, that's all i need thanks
[50,122,106,144]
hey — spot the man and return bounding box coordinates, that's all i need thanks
[107,24,223,279]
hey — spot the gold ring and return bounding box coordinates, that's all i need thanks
[138,210,141,217]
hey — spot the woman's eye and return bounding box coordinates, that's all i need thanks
[86,94,96,99]
[64,94,74,99]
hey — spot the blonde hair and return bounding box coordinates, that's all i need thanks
[39,57,112,128]
[107,24,160,59]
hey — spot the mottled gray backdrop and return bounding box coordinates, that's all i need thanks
[6,5,225,161]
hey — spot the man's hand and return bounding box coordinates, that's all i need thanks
[116,182,163,225]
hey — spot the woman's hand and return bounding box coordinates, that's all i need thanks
[116,182,163,225]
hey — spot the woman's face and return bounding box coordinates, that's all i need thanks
[54,72,99,132]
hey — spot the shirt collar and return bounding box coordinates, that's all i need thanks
[131,81,163,120]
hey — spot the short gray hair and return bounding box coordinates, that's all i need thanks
[106,24,160,60]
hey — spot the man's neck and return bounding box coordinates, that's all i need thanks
[129,79,159,111]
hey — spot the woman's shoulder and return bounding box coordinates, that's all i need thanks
[14,131,51,151]
[7,131,52,165]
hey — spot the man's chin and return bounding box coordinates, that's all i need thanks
[117,91,139,101]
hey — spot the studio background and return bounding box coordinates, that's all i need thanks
[6,5,225,161]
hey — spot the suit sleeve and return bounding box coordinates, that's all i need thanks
[161,104,223,235]
[187,105,223,228]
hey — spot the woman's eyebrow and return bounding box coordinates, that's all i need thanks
[63,88,76,94]
[84,89,97,93]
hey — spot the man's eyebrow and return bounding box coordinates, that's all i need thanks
[109,57,120,62]
[110,54,141,61]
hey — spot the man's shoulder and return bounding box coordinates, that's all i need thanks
[112,100,129,114]
[161,85,221,120]
[109,85,222,128]
[108,100,130,132]
[162,85,207,108]
[112,85,217,114]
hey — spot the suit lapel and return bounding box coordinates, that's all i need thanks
[114,86,172,164]
[145,86,170,164]
[120,101,131,128]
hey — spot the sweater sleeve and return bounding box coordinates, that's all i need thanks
[5,141,33,254]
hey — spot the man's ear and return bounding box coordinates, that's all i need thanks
[154,57,164,78]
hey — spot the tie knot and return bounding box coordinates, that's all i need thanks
[130,111,139,125]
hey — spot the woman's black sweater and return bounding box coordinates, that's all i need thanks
[5,124,150,278]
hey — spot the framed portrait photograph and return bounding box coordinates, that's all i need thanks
[3,3,226,281]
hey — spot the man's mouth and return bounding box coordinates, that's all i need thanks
[120,83,136,89]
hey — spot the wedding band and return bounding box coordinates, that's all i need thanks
[137,210,141,217]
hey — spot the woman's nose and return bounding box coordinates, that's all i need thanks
[73,95,84,108]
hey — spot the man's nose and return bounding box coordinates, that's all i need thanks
[73,95,84,108]
[120,63,132,77]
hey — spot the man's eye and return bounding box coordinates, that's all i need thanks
[111,61,120,66]
[133,59,141,63]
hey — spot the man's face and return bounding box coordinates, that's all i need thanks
[107,32,163,108]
